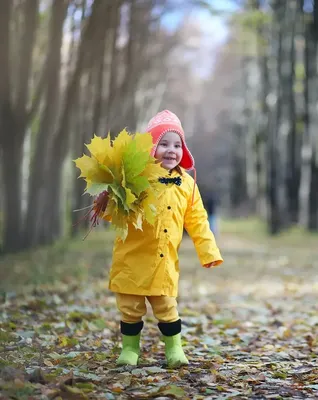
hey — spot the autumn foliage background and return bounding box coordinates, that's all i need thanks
[0,0,318,255]
[0,1,318,399]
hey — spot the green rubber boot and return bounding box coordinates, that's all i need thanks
[163,333,189,368]
[116,333,141,366]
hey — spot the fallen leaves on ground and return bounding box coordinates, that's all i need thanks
[0,233,317,399]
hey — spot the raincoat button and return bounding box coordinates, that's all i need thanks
[164,229,167,233]
[160,253,164,257]
[167,206,171,210]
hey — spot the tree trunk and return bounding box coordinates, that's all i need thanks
[266,0,286,234]
[105,2,121,134]
[24,0,68,248]
[70,0,92,236]
[71,113,94,236]
[284,0,300,224]
[307,0,318,231]
[92,50,106,137]
[256,16,269,219]
[71,0,119,236]
[229,123,248,210]
[299,0,318,231]
[109,0,154,133]
[110,0,139,132]
[308,157,318,230]
[40,0,111,245]
[0,0,39,253]
[242,52,257,211]
[1,129,24,252]
[71,69,95,237]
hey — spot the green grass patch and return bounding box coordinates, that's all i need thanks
[220,216,266,236]
[0,228,114,294]
[220,216,318,248]
[1,218,317,294]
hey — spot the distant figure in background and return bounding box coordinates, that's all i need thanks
[205,194,218,236]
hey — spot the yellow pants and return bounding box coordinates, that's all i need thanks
[115,293,179,323]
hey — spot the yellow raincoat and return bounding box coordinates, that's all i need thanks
[109,169,223,297]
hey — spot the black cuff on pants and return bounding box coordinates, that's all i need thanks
[120,320,144,336]
[158,319,182,336]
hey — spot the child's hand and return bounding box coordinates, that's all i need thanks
[203,261,219,268]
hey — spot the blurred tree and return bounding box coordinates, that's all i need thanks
[3,0,316,254]
[0,0,207,252]
[40,0,113,245]
[24,0,69,247]
[300,0,318,230]
[201,0,318,233]
[0,0,40,252]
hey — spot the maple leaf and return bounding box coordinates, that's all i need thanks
[74,155,110,183]
[85,183,110,197]
[122,140,150,182]
[74,129,166,240]
[112,128,132,168]
[85,134,114,165]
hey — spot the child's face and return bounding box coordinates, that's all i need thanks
[154,131,183,170]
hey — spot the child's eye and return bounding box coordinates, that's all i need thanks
[175,144,181,148]
[160,143,167,147]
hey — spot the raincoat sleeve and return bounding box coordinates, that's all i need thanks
[184,183,223,267]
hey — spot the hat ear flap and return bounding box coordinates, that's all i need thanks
[179,139,195,170]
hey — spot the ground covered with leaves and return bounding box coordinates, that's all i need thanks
[1,222,318,399]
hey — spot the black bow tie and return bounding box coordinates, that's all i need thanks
[158,176,182,186]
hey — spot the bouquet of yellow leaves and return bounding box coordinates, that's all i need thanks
[74,129,165,241]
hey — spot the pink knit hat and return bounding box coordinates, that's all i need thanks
[146,110,195,170]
